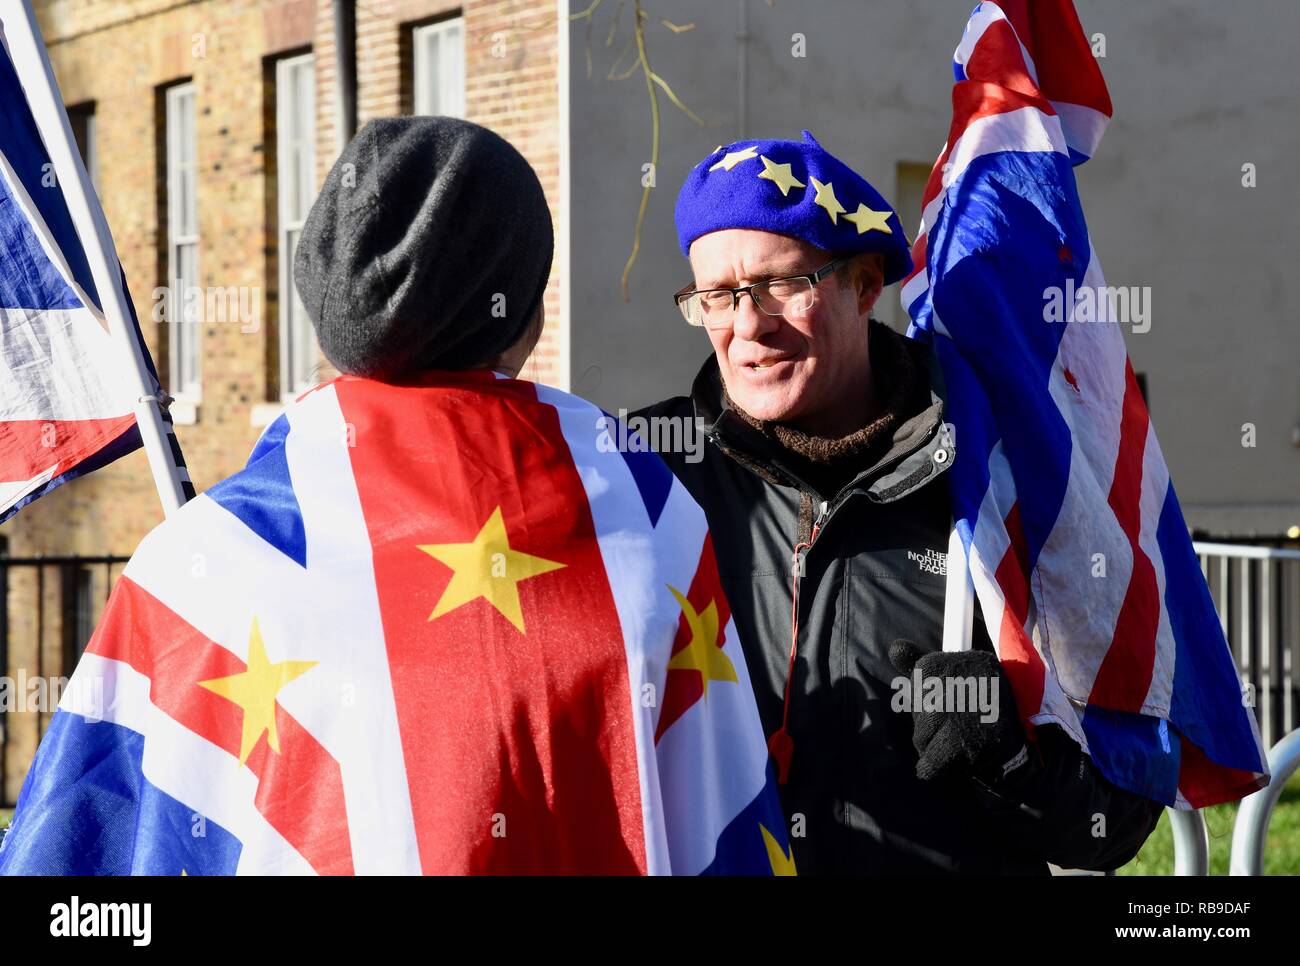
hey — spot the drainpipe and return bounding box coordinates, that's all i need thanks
[334,0,357,153]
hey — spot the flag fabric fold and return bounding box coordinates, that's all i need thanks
[0,371,792,875]
[902,0,1268,808]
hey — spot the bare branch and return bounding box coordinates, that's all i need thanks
[605,0,627,46]
[620,2,659,301]
[568,0,605,78]
[606,33,639,81]
[649,70,704,126]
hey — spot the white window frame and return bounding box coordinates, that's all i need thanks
[276,53,317,399]
[165,82,200,403]
[412,17,466,118]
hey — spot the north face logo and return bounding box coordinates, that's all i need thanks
[907,549,947,576]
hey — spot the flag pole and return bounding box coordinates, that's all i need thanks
[5,0,192,517]
[942,520,975,653]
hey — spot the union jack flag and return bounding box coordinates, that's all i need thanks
[0,14,186,522]
[903,0,1268,808]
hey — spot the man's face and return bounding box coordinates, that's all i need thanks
[687,229,881,430]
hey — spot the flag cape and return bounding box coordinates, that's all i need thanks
[902,0,1268,808]
[0,21,160,522]
[0,372,792,874]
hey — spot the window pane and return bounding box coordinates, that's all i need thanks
[165,83,200,399]
[170,86,197,238]
[181,91,197,234]
[414,20,465,118]
[287,227,312,390]
[424,30,442,114]
[442,24,465,117]
[303,67,316,216]
[277,56,319,396]
[175,241,199,394]
[181,90,194,161]
[280,57,316,221]
[178,164,196,236]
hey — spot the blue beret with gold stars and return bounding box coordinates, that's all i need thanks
[674,130,913,285]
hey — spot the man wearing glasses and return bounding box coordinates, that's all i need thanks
[638,131,1163,874]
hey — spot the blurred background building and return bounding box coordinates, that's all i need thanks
[1,0,1297,803]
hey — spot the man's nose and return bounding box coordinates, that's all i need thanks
[731,292,779,342]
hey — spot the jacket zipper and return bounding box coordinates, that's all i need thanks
[768,498,830,784]
[734,417,948,783]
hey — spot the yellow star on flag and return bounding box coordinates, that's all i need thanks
[843,202,893,235]
[666,585,738,697]
[760,823,797,875]
[709,145,758,172]
[198,618,318,767]
[418,506,565,634]
[756,155,805,196]
[809,177,845,225]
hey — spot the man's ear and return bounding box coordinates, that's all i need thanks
[855,253,885,316]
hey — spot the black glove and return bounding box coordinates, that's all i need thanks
[888,639,1032,786]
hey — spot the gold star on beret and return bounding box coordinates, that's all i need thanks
[756,155,805,196]
[810,176,845,225]
[709,145,759,172]
[843,203,893,235]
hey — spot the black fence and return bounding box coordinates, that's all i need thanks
[1,554,129,806]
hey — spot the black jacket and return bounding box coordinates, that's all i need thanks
[637,335,1164,875]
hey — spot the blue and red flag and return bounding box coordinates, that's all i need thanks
[0,22,180,522]
[902,0,1268,808]
[0,371,792,874]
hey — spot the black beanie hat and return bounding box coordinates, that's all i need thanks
[294,116,554,380]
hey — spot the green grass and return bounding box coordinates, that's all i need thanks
[1118,773,1300,875]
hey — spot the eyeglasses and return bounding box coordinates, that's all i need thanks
[673,255,853,329]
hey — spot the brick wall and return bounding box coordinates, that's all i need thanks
[1,0,564,801]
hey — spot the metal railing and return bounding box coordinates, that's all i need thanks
[1230,727,1300,875]
[1194,541,1300,750]
[1173,542,1300,874]
[0,553,129,807]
